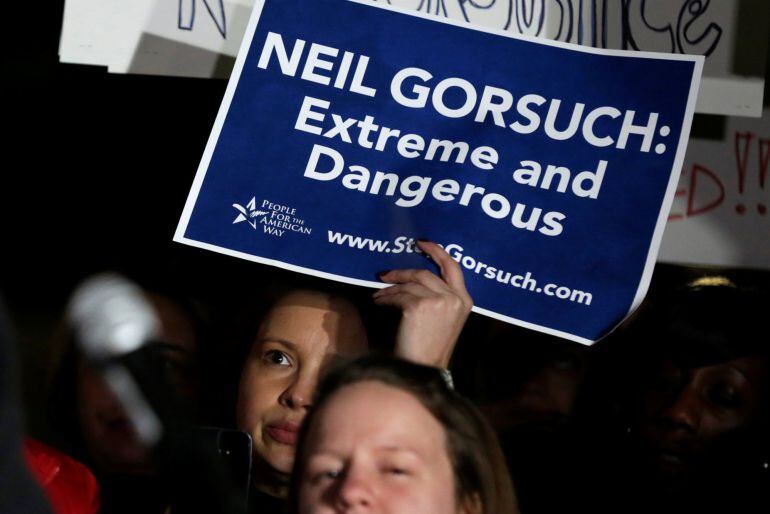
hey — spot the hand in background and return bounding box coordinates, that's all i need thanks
[373,240,472,369]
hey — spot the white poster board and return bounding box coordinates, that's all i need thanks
[59,0,768,117]
[660,110,770,269]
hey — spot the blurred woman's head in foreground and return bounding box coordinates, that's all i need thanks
[292,356,518,514]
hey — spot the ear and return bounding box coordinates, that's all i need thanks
[458,492,483,514]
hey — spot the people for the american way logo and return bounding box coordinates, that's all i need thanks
[232,197,312,237]
[232,197,268,229]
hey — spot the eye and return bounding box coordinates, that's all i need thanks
[310,468,342,485]
[708,384,743,409]
[164,359,193,384]
[380,461,412,477]
[263,349,291,367]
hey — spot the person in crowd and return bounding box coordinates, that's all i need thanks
[467,323,589,514]
[46,274,201,514]
[233,240,473,510]
[476,323,589,433]
[291,355,518,514]
[582,277,769,514]
[1,297,55,514]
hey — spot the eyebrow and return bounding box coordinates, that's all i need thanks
[310,445,424,458]
[256,338,299,352]
[152,343,191,356]
[726,364,755,389]
[376,445,425,461]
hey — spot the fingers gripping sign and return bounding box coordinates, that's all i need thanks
[373,240,473,369]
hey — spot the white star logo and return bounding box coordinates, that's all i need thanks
[232,197,269,229]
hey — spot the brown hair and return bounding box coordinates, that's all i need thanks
[291,355,518,514]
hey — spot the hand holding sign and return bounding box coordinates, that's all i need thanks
[374,240,472,369]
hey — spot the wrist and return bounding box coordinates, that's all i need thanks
[438,368,455,390]
[394,344,451,369]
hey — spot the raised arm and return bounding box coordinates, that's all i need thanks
[373,240,472,369]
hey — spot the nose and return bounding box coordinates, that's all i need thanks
[660,383,702,433]
[279,368,316,411]
[334,467,373,511]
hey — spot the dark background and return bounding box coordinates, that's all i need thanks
[4,2,231,304]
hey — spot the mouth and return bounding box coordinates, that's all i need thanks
[266,421,300,445]
[651,444,693,474]
[104,416,136,437]
[658,451,684,464]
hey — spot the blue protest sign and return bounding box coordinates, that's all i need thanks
[175,0,702,344]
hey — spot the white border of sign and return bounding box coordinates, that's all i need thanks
[174,0,704,345]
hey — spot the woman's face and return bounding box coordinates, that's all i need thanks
[298,381,463,514]
[635,355,768,480]
[236,291,368,476]
[76,293,198,473]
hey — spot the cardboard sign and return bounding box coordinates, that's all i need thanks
[175,0,702,344]
[59,0,760,116]
[385,0,767,117]
[660,111,770,270]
